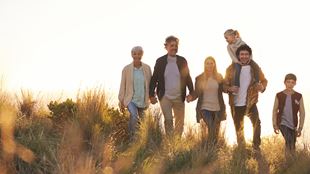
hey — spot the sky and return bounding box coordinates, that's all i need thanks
[1,0,310,144]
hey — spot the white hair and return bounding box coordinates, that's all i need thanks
[131,46,143,53]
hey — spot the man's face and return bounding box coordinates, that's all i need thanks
[238,50,251,65]
[165,41,178,56]
[284,79,296,90]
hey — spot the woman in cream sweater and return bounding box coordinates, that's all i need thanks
[118,46,152,138]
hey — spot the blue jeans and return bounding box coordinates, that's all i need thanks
[127,102,145,137]
[201,110,221,143]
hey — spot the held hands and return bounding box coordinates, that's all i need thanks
[228,86,239,94]
[150,96,158,104]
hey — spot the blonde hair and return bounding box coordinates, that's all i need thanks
[224,29,240,38]
[204,56,223,83]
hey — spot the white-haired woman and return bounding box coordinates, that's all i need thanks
[118,46,152,138]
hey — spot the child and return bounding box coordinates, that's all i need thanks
[272,73,305,153]
[224,29,260,94]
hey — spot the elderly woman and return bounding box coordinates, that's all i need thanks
[192,56,226,144]
[118,46,152,138]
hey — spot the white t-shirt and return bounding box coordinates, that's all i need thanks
[234,65,251,106]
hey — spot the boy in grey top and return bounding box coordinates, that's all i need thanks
[272,73,305,154]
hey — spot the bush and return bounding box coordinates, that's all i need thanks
[47,98,77,123]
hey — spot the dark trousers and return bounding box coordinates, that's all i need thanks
[233,105,261,148]
[280,125,296,152]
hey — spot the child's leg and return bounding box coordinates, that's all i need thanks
[250,60,260,83]
[280,125,296,153]
[234,63,241,87]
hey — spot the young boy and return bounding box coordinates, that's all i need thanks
[272,73,305,153]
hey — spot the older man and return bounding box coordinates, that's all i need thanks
[224,44,268,150]
[149,35,194,137]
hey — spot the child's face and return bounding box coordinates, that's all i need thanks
[224,34,236,44]
[131,50,143,64]
[165,41,178,56]
[284,79,296,90]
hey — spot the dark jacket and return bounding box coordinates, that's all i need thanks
[193,73,226,123]
[276,91,302,127]
[149,54,194,102]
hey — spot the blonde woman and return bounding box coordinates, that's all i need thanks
[192,56,226,143]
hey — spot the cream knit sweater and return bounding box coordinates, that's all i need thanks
[227,38,249,63]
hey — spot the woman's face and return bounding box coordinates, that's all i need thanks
[205,59,215,72]
[132,50,143,64]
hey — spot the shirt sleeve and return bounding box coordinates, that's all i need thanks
[272,95,279,129]
[298,96,306,131]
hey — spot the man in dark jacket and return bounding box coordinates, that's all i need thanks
[149,35,194,137]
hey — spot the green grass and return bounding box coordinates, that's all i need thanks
[0,88,310,174]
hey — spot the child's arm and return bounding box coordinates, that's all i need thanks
[297,96,305,137]
[272,96,280,134]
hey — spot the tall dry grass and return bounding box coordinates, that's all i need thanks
[0,87,309,174]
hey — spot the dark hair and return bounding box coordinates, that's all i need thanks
[164,35,179,46]
[236,44,252,58]
[284,73,297,82]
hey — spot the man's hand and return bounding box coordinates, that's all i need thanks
[186,94,193,103]
[150,96,158,104]
[256,82,265,92]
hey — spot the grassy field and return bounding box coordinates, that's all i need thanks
[0,88,309,174]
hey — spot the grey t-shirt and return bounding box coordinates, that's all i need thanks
[280,94,295,129]
[164,56,181,99]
